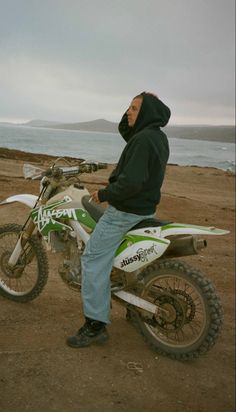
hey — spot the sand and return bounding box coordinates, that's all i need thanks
[0,148,235,412]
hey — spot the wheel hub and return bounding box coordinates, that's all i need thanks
[0,251,25,279]
[154,292,187,331]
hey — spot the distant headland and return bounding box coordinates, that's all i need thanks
[0,119,235,143]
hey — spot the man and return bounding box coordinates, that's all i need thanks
[67,92,171,348]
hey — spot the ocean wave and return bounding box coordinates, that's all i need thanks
[220,160,236,173]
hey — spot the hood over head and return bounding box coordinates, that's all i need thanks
[118,92,171,142]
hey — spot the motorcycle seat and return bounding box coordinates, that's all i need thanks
[82,195,105,222]
[82,195,171,229]
[130,218,172,231]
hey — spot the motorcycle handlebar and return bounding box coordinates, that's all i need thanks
[96,162,107,170]
[42,162,107,179]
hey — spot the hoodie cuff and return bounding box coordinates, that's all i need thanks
[98,188,108,202]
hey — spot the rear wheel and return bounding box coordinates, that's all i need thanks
[0,224,48,302]
[132,259,223,360]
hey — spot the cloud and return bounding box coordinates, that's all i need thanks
[0,0,234,124]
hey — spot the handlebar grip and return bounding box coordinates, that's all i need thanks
[80,162,107,172]
[97,163,107,169]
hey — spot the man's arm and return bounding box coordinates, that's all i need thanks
[97,139,150,204]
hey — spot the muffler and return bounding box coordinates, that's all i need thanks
[163,235,207,258]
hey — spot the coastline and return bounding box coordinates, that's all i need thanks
[0,146,235,210]
[1,123,235,171]
[1,122,235,143]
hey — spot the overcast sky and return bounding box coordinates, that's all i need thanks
[0,0,235,125]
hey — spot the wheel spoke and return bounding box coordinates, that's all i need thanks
[0,224,48,301]
[133,260,223,359]
[141,273,207,348]
[0,231,37,294]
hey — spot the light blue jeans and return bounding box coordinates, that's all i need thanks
[81,205,154,324]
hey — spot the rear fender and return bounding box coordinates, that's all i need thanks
[114,235,170,272]
[0,194,38,208]
[160,223,230,237]
[127,223,230,239]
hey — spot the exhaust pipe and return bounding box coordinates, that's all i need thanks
[163,236,207,258]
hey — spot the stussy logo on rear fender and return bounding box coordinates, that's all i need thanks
[120,244,158,268]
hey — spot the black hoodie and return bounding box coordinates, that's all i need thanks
[98,92,171,215]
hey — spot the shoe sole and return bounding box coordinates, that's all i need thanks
[66,332,109,348]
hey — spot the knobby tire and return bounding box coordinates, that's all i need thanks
[130,259,223,360]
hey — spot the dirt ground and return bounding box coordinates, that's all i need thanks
[0,149,235,412]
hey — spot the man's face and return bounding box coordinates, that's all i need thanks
[127,97,143,127]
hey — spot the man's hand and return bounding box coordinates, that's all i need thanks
[90,190,101,204]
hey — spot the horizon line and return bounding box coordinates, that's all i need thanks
[0,119,235,128]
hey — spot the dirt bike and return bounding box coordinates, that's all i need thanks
[0,158,229,360]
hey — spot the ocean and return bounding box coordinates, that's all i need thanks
[0,124,235,172]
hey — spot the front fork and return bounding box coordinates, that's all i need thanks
[8,220,36,267]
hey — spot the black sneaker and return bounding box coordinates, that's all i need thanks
[66,318,109,348]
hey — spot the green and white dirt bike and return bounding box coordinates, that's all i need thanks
[0,159,229,360]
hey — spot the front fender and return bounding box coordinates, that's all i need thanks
[0,194,38,208]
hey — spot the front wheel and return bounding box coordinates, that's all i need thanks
[132,259,223,360]
[0,224,48,302]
